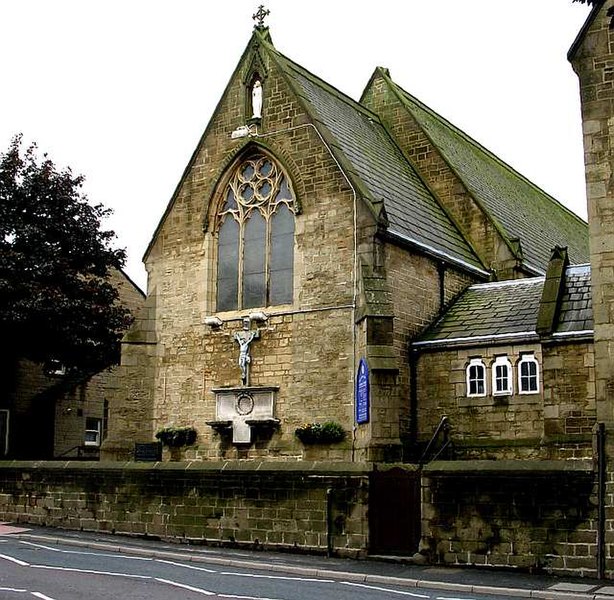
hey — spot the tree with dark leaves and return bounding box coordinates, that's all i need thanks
[0,135,133,375]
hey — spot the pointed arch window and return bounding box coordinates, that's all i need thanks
[216,153,295,312]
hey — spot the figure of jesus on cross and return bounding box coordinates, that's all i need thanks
[234,317,260,386]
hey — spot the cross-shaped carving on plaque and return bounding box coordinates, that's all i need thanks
[252,4,270,29]
[210,387,279,444]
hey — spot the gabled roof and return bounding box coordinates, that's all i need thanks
[568,0,606,61]
[382,76,589,274]
[146,27,587,281]
[413,265,593,350]
[262,41,487,276]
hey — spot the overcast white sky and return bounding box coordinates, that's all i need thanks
[0,1,592,290]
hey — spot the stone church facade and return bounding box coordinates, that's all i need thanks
[102,15,589,466]
[70,1,614,574]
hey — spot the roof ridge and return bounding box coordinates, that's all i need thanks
[470,277,545,290]
[260,40,486,274]
[262,40,381,123]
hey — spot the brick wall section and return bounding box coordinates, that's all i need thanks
[571,4,614,578]
[571,3,614,462]
[7,269,144,461]
[572,3,614,426]
[0,462,368,556]
[362,76,518,277]
[422,470,598,576]
[0,460,599,576]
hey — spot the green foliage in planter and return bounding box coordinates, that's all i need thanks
[295,421,345,444]
[155,426,197,448]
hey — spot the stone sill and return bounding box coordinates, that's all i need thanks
[245,418,280,427]
[205,420,232,433]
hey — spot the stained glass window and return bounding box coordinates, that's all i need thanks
[216,153,295,311]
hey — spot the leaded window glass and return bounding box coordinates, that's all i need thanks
[466,358,486,397]
[518,355,539,394]
[216,153,295,311]
[492,356,513,395]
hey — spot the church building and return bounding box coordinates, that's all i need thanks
[103,8,588,466]
[84,2,614,574]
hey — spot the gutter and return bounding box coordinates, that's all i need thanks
[385,230,489,279]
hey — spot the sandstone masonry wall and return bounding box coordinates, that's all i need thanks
[415,340,595,461]
[422,469,598,576]
[0,461,369,556]
[106,40,367,461]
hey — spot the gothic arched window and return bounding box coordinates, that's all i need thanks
[216,153,295,312]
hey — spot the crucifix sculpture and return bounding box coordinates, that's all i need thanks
[233,317,260,386]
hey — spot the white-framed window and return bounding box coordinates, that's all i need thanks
[84,418,102,447]
[466,358,486,397]
[0,410,8,457]
[492,356,513,395]
[518,354,540,394]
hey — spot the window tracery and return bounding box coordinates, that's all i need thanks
[216,152,295,312]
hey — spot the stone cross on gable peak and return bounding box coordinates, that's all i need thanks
[252,4,270,29]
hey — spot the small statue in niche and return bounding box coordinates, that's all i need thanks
[234,317,260,386]
[251,79,263,120]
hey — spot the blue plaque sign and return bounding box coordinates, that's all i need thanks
[356,358,370,424]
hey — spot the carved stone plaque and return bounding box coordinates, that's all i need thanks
[212,387,278,443]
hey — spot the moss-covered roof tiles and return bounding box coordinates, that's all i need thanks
[266,46,486,274]
[415,278,544,348]
[389,81,589,273]
[555,265,593,334]
[414,265,593,350]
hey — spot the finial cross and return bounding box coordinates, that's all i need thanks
[252,4,270,29]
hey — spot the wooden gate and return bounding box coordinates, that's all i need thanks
[369,467,421,555]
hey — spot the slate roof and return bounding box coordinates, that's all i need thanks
[555,265,593,335]
[414,267,593,349]
[265,43,487,275]
[414,278,544,348]
[386,77,590,274]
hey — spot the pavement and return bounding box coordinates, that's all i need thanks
[1,522,613,599]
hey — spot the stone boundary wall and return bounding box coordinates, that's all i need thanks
[0,461,369,557]
[422,463,600,577]
[0,460,603,576]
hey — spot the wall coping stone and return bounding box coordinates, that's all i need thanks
[424,459,594,475]
[0,460,375,475]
